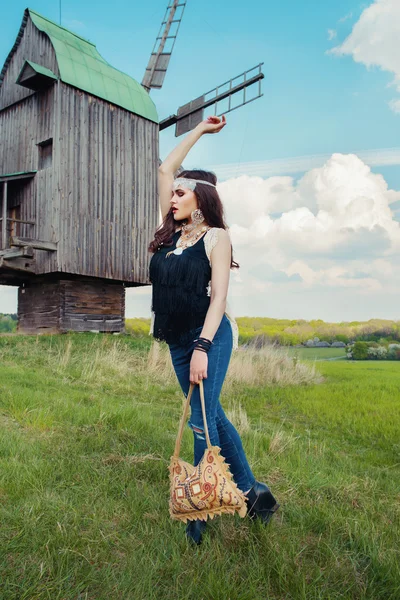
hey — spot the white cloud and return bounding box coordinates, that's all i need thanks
[327,29,337,41]
[389,98,400,113]
[329,0,400,113]
[338,12,353,24]
[285,261,382,291]
[219,153,400,253]
[215,152,400,318]
[205,147,400,180]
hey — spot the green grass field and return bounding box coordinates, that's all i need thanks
[0,333,399,600]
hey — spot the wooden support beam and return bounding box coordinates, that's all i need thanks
[0,172,36,183]
[0,256,35,273]
[0,217,36,225]
[1,182,7,250]
[0,246,34,259]
[10,237,57,251]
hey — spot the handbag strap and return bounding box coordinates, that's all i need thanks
[172,379,211,459]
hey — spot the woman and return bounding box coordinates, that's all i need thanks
[148,115,279,545]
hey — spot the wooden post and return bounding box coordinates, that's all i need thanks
[1,182,7,250]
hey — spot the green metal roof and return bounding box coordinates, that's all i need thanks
[0,171,37,177]
[27,9,158,123]
[16,60,58,83]
[23,60,58,80]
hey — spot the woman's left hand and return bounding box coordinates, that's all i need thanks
[190,350,208,384]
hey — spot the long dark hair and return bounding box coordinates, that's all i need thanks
[148,169,239,269]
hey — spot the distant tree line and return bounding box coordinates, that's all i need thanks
[234,317,400,347]
[124,316,400,347]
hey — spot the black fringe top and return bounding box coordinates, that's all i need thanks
[149,229,211,344]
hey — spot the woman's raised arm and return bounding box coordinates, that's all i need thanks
[158,116,226,221]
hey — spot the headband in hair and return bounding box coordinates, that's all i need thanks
[172,177,216,192]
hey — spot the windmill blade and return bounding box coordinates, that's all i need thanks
[141,0,187,92]
[159,64,265,136]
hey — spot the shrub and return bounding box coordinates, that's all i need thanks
[125,318,151,337]
[351,341,369,360]
[348,341,400,360]
[388,346,400,360]
[368,346,387,359]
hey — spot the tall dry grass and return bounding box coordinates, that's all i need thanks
[147,340,322,389]
[47,337,147,384]
[5,332,321,391]
[225,401,251,434]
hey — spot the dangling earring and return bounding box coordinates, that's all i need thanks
[191,208,204,226]
[182,209,204,234]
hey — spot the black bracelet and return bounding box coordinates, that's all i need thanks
[193,336,213,346]
[193,346,208,354]
[193,336,213,353]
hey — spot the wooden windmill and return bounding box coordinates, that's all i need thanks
[0,3,264,334]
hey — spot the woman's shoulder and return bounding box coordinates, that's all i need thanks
[204,226,229,235]
[204,227,231,264]
[204,227,231,245]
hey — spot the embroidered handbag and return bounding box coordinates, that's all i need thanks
[169,379,248,522]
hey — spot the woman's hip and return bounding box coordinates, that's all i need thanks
[168,313,233,359]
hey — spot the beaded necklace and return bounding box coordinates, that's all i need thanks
[165,225,210,258]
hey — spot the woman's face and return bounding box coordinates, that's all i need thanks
[170,187,198,223]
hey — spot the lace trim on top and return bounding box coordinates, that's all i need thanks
[149,227,239,350]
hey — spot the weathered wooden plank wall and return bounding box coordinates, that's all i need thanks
[0,89,57,272]
[0,14,59,274]
[0,17,59,111]
[17,279,61,332]
[57,85,159,285]
[61,279,125,332]
[17,276,125,333]
[0,90,54,174]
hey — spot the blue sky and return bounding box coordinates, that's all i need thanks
[1,0,400,321]
[1,0,399,181]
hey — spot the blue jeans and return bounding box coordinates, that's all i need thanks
[168,314,256,492]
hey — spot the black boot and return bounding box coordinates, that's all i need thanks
[245,481,280,525]
[185,519,207,545]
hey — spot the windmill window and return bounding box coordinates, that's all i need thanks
[38,138,53,170]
